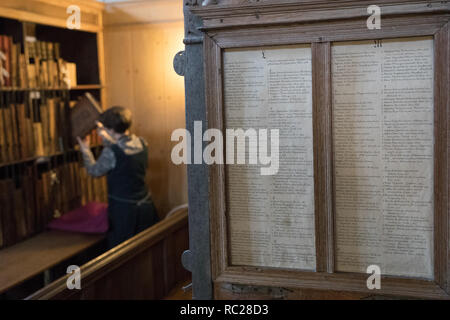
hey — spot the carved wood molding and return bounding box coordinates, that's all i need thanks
[190,0,450,30]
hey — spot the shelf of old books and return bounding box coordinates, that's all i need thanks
[0,15,107,249]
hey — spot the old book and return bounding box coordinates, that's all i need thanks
[0,180,8,245]
[19,54,27,88]
[0,106,5,163]
[40,98,50,155]
[47,43,54,87]
[0,35,4,87]
[42,60,49,88]
[80,166,87,206]
[2,36,12,87]
[35,173,44,232]
[66,62,77,88]
[54,43,60,60]
[24,100,35,158]
[3,103,14,162]
[13,183,28,240]
[40,41,47,61]
[0,185,3,248]
[59,99,70,151]
[26,41,35,59]
[10,100,20,160]
[62,164,70,214]
[41,170,51,227]
[11,43,17,88]
[52,167,62,218]
[2,179,17,245]
[12,43,21,88]
[58,58,67,88]
[69,162,77,209]
[34,41,41,61]
[22,169,36,235]
[27,63,37,88]
[16,103,29,159]
[73,160,82,207]
[70,93,102,141]
[87,175,93,203]
[47,98,57,155]
[49,60,58,88]
[32,99,45,157]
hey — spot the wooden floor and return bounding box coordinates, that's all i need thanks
[0,230,104,294]
[164,279,192,300]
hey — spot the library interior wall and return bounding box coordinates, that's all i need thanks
[103,0,187,217]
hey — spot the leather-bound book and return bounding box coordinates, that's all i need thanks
[10,100,20,160]
[2,179,17,245]
[3,102,14,162]
[13,182,27,240]
[0,182,3,248]
[2,36,12,87]
[16,102,29,159]
[0,103,5,163]
[22,169,36,235]
[70,92,102,141]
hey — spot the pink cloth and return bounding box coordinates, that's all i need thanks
[47,202,109,234]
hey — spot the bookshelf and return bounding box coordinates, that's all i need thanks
[0,0,107,249]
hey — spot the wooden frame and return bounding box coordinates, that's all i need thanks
[197,0,450,299]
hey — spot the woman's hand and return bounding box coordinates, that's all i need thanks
[76,136,91,152]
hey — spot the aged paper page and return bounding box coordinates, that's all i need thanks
[223,45,316,270]
[332,37,434,279]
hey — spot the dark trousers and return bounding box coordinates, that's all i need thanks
[106,198,159,249]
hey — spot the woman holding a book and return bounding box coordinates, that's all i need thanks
[77,106,159,249]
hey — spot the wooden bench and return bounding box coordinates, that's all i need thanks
[27,206,189,300]
[0,231,104,295]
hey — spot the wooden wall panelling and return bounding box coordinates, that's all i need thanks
[162,23,189,215]
[104,22,187,218]
[130,26,168,217]
[104,29,135,111]
[103,0,183,26]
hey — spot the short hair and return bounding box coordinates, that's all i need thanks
[99,106,132,134]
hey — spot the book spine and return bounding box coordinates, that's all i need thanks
[10,99,18,160]
[3,178,17,246]
[0,35,4,87]
[13,179,28,240]
[2,36,12,87]
[0,101,5,164]
[25,96,36,158]
[0,181,4,248]
[3,100,14,162]
[16,102,28,159]
[11,43,17,88]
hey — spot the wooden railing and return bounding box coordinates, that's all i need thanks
[26,206,189,300]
